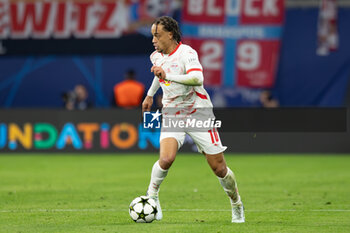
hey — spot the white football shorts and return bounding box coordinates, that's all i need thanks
[159,128,227,155]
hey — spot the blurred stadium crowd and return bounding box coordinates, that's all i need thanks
[0,0,349,108]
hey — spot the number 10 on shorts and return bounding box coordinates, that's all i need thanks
[208,128,219,144]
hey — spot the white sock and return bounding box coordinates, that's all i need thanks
[218,167,241,205]
[147,160,168,197]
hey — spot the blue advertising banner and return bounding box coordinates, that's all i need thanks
[0,109,347,153]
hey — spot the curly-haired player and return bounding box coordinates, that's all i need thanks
[142,16,245,223]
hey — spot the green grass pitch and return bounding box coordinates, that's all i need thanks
[0,154,350,233]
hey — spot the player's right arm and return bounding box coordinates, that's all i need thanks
[143,52,162,112]
[142,76,160,112]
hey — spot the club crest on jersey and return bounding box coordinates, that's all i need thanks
[170,63,182,73]
[159,79,171,86]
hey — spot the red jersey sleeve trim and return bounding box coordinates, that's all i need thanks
[186,68,203,74]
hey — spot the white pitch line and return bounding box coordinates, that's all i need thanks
[0,209,119,213]
[1,209,350,213]
[310,209,350,212]
[166,209,350,212]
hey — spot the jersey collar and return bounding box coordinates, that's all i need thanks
[162,42,182,57]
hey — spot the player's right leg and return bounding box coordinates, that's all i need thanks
[147,133,184,220]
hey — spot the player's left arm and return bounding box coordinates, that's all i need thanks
[167,71,203,86]
[151,49,204,86]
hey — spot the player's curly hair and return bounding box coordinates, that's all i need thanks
[153,16,182,43]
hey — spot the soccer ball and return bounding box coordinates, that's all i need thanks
[129,196,158,223]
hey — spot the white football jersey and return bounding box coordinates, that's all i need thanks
[150,42,213,109]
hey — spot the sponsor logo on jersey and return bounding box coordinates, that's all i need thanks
[159,79,171,86]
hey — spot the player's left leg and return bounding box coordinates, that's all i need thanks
[205,152,245,223]
[187,130,244,223]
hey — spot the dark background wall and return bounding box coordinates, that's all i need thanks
[274,8,350,106]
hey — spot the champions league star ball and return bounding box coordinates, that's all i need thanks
[129,196,158,223]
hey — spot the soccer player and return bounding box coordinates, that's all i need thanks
[142,16,245,223]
